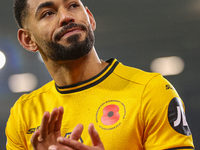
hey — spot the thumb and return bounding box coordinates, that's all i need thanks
[88,123,104,148]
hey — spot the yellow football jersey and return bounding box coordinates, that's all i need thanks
[6,58,194,150]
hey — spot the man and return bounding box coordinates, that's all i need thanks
[6,0,194,149]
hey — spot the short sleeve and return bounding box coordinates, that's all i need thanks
[6,102,25,150]
[141,75,194,150]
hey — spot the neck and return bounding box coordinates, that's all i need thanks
[43,48,108,87]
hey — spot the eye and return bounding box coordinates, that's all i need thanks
[69,3,79,9]
[41,11,55,19]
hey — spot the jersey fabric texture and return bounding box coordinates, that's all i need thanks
[6,58,194,150]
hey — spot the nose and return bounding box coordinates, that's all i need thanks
[58,8,75,27]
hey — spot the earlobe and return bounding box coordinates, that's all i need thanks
[18,29,38,52]
[85,7,96,31]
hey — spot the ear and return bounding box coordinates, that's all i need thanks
[18,29,38,52]
[85,7,96,31]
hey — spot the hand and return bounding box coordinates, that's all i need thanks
[31,106,64,150]
[48,123,105,150]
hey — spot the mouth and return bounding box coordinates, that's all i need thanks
[56,27,83,41]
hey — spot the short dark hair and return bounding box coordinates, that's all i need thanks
[14,0,29,28]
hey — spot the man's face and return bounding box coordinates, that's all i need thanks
[25,0,95,61]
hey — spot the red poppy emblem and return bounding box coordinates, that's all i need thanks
[101,104,120,125]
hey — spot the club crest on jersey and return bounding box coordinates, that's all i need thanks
[96,100,126,130]
[168,97,191,136]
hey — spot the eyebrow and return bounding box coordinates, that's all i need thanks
[35,1,55,17]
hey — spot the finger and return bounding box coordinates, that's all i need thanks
[31,129,40,147]
[49,145,58,150]
[57,137,86,150]
[54,106,64,132]
[70,124,84,141]
[48,108,59,133]
[40,111,50,140]
[49,145,57,150]
[49,144,73,150]
[88,123,104,148]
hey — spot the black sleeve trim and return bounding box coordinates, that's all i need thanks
[165,146,194,150]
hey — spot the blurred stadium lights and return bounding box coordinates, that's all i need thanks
[0,51,6,69]
[8,73,38,93]
[190,0,200,13]
[150,56,185,76]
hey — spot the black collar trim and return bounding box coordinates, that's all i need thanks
[55,58,119,94]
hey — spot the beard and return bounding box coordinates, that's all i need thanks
[42,23,95,61]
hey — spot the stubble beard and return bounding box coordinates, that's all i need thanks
[43,23,95,62]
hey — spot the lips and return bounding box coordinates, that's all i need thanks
[58,27,82,40]
[54,23,87,42]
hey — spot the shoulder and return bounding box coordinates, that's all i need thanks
[14,80,55,106]
[113,61,162,85]
[113,60,181,108]
[6,81,55,149]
